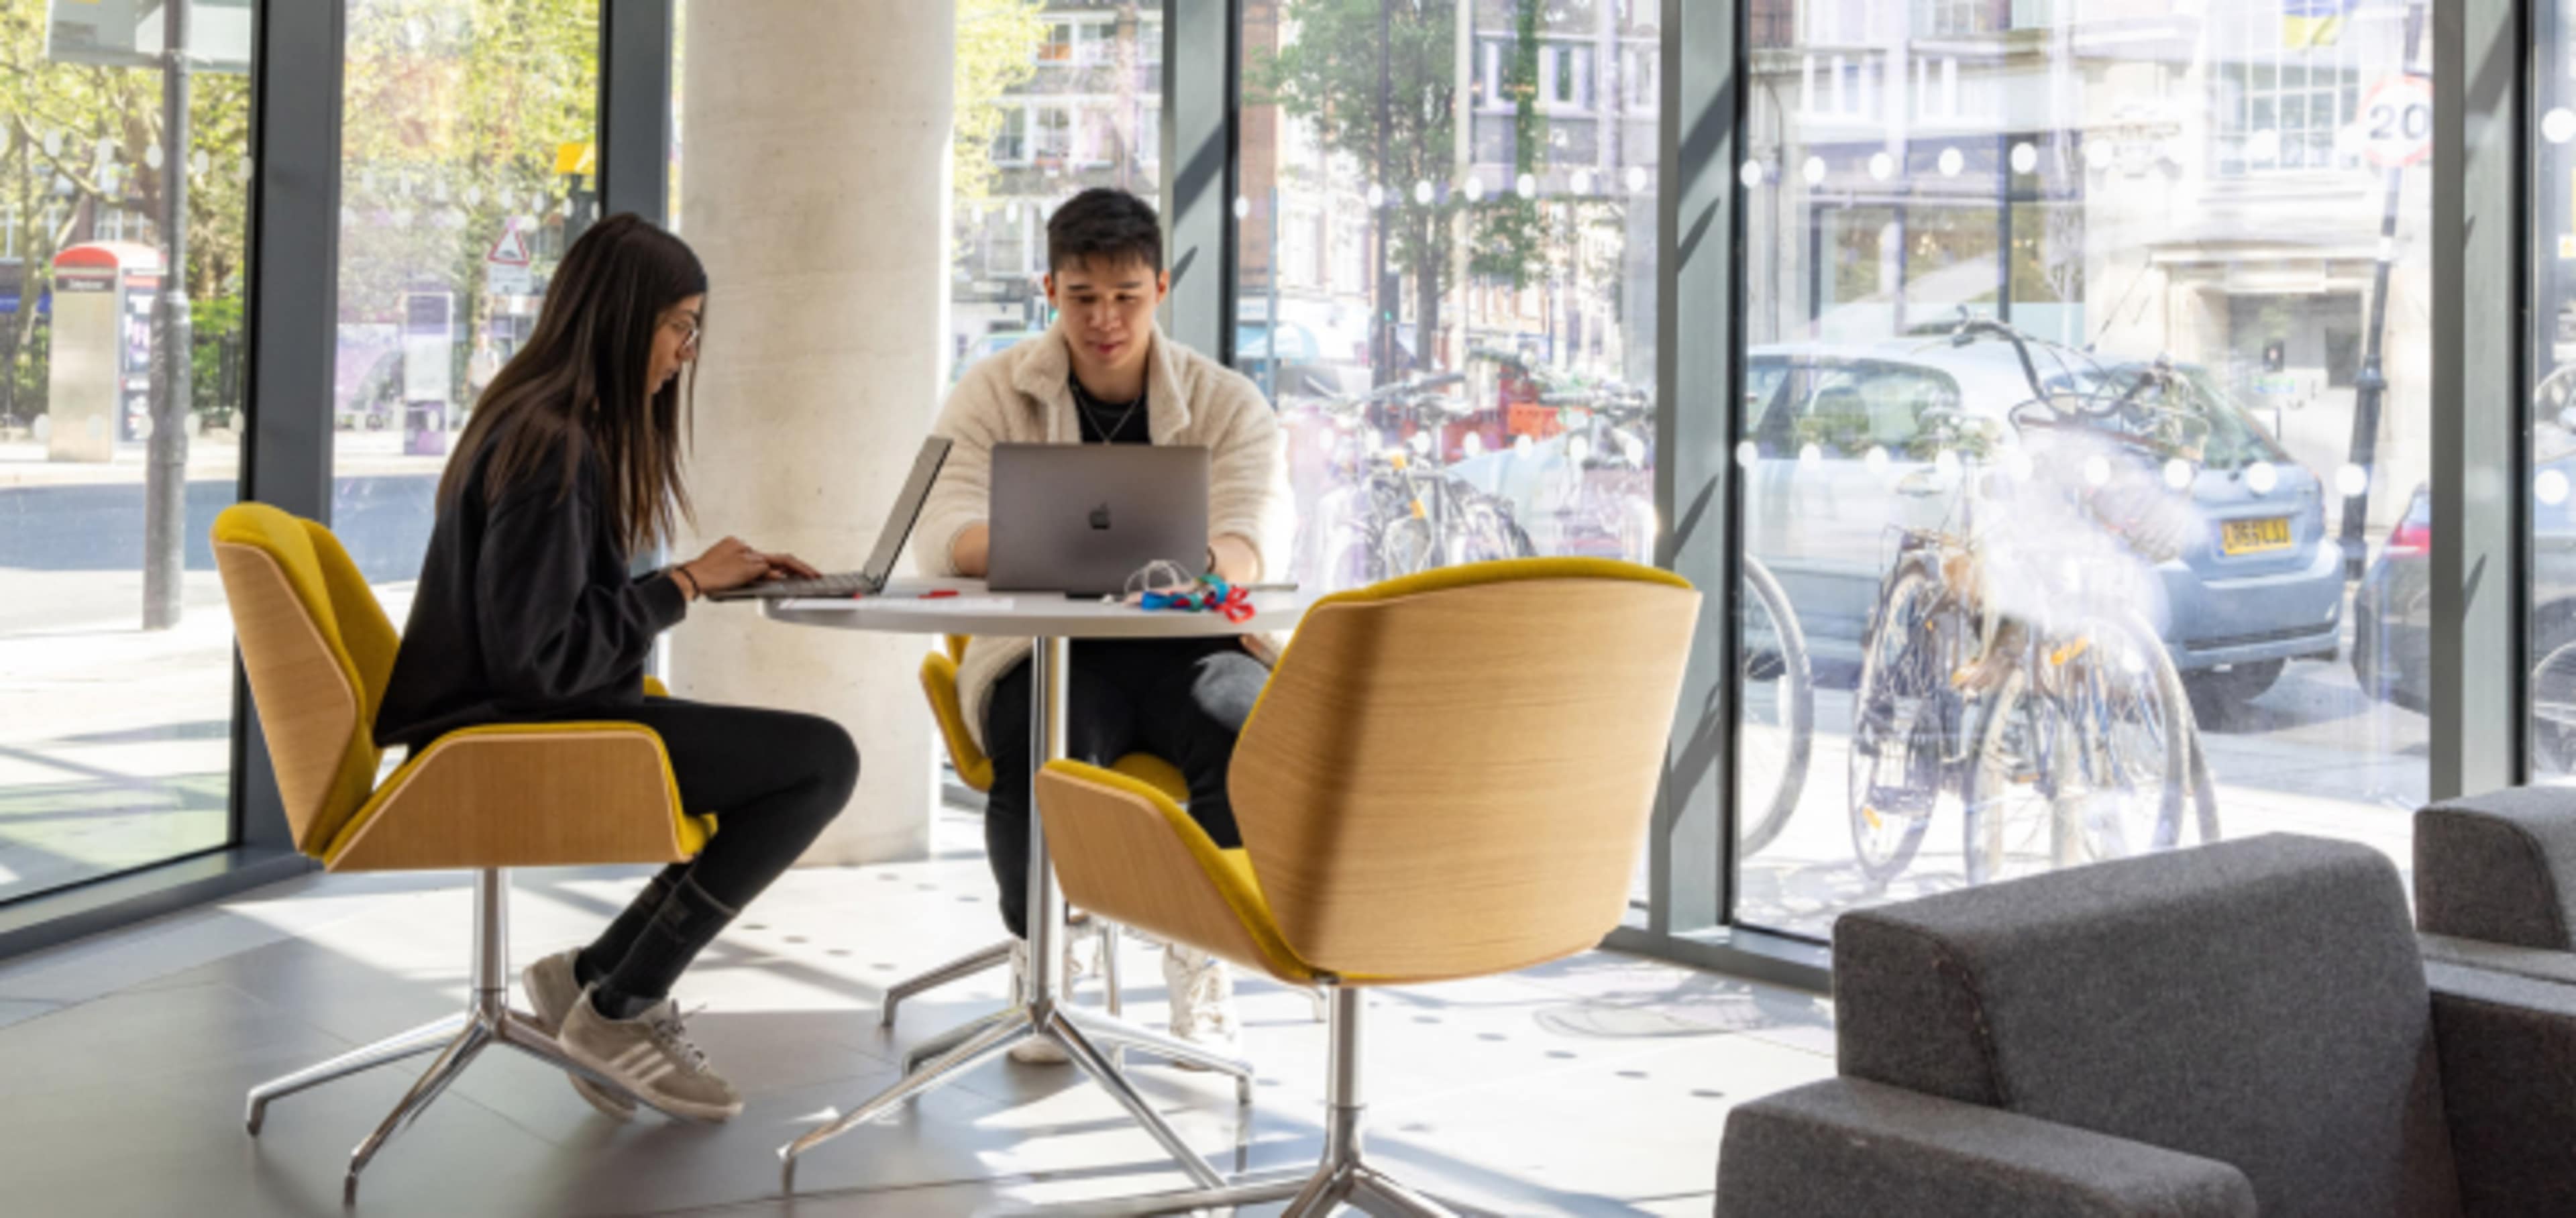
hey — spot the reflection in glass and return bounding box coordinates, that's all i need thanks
[1236,0,1662,597]
[1739,1,2430,938]
[2536,8,2576,779]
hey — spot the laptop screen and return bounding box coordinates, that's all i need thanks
[860,436,953,585]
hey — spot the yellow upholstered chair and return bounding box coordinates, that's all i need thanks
[1035,559,1699,1217]
[881,636,1191,1034]
[214,503,711,1201]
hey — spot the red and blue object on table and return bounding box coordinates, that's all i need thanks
[1140,577,1255,624]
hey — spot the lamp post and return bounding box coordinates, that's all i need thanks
[142,0,193,630]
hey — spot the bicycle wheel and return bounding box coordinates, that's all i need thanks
[1448,490,1534,564]
[1961,664,2061,886]
[1847,557,1966,887]
[1736,555,1814,861]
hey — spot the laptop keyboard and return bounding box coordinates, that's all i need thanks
[710,571,876,601]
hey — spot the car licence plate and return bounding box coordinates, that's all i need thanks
[2220,516,2292,555]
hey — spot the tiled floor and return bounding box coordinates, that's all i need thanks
[0,823,1833,1217]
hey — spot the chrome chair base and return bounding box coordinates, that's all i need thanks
[241,869,690,1203]
[878,913,1124,1029]
[783,998,1256,1192]
[1003,988,1469,1218]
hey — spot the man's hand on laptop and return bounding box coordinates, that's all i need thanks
[676,536,820,600]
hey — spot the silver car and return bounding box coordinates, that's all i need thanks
[1742,338,2344,710]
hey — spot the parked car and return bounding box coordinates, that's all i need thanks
[1237,320,1364,399]
[2353,449,2576,773]
[1743,338,2345,709]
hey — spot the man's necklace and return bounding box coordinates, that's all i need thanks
[1073,378,1145,441]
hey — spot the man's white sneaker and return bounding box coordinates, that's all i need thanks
[1163,944,1242,1068]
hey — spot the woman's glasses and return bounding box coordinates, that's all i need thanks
[664,315,701,353]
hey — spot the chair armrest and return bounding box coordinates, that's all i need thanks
[2426,960,2576,1213]
[1717,1078,2255,1218]
[1036,761,1312,983]
[2416,787,2576,949]
[324,723,706,871]
[921,651,994,792]
[643,675,670,699]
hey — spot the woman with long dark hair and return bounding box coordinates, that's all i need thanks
[375,215,859,1123]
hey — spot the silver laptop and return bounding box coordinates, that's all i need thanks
[987,445,1208,595]
[710,436,951,600]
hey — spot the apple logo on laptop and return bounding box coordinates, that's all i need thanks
[1088,503,1112,531]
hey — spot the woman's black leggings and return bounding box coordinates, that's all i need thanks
[522,697,859,1007]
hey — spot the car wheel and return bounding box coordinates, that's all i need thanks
[2184,659,2284,723]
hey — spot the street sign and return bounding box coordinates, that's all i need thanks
[2359,74,2433,170]
[46,0,253,74]
[485,225,533,296]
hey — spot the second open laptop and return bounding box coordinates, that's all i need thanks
[708,436,951,601]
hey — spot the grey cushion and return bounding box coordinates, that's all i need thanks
[2417,787,2576,950]
[1833,835,2459,1218]
[1717,1078,2256,1218]
[2426,960,2576,1217]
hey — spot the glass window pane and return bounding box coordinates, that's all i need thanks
[1235,5,1662,564]
[0,0,255,898]
[949,2,1163,383]
[1740,1,2431,938]
[2532,8,2576,778]
[333,0,598,672]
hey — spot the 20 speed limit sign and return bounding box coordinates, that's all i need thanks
[2360,74,2432,169]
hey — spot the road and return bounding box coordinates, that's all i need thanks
[0,472,437,635]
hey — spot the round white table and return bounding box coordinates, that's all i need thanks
[762,577,1309,1191]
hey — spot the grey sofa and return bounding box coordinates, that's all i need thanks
[2417,786,2576,985]
[1715,834,2576,1217]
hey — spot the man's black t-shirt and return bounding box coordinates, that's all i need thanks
[1070,374,1150,445]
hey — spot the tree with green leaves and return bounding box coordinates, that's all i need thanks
[0,1,252,427]
[1247,0,1559,382]
[955,0,1046,217]
[339,0,598,407]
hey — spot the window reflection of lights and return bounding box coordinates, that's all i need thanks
[2004,448,2035,482]
[1736,440,1759,467]
[2540,469,2570,507]
[2165,459,2195,491]
[2009,142,2038,174]
[1938,147,1964,177]
[2247,461,2279,494]
[1741,160,1766,188]
[2083,455,2112,488]
[1864,445,1891,476]
[1802,156,1827,184]
[1799,442,1823,465]
[1868,152,1894,181]
[2337,463,2370,498]
[1935,449,1962,480]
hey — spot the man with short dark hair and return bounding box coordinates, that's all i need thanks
[917,187,1290,1064]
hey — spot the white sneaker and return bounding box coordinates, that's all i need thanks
[1162,944,1242,1068]
[1005,933,1097,1065]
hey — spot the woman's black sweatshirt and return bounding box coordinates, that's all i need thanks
[372,431,688,751]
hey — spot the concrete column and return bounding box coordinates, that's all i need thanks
[672,1,955,865]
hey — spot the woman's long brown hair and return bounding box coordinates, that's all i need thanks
[439,213,707,554]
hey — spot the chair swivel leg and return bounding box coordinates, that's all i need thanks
[245,1012,467,1133]
[343,1020,491,1203]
